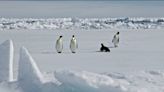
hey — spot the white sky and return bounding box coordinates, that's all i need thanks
[0,1,164,18]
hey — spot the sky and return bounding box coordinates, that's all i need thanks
[0,0,164,18]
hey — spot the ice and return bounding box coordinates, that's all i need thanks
[55,70,124,92]
[17,47,61,92]
[0,18,164,30]
[18,47,44,92]
[0,40,14,82]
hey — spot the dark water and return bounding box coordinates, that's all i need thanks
[0,1,164,18]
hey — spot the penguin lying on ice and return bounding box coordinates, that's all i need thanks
[100,43,110,52]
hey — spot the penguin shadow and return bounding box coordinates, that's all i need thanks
[41,51,56,54]
[95,51,104,53]
[93,50,110,53]
[41,51,77,54]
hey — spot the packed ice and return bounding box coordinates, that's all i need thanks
[0,18,164,30]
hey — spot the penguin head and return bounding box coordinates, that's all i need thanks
[72,35,75,38]
[117,32,119,35]
[101,43,104,47]
[59,36,63,38]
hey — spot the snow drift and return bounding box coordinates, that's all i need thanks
[0,40,14,82]
[55,70,124,92]
[0,17,164,30]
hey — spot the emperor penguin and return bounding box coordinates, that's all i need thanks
[56,35,63,53]
[70,35,78,53]
[112,32,119,47]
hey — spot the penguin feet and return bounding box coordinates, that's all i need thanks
[114,45,118,48]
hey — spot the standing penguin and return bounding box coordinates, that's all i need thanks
[112,32,120,47]
[70,35,78,53]
[56,35,63,53]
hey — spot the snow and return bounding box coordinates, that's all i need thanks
[0,26,164,92]
[0,40,14,82]
[55,70,124,92]
[0,18,164,30]
[16,46,123,92]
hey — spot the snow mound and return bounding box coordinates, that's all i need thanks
[0,82,20,92]
[0,17,164,30]
[0,40,14,82]
[55,70,124,92]
[106,71,164,92]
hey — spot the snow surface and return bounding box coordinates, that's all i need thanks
[55,70,124,92]
[0,18,164,30]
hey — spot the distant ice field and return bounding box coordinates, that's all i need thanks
[0,17,164,30]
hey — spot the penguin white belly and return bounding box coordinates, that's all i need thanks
[56,40,63,53]
[113,38,119,44]
[70,39,77,53]
[112,35,119,47]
